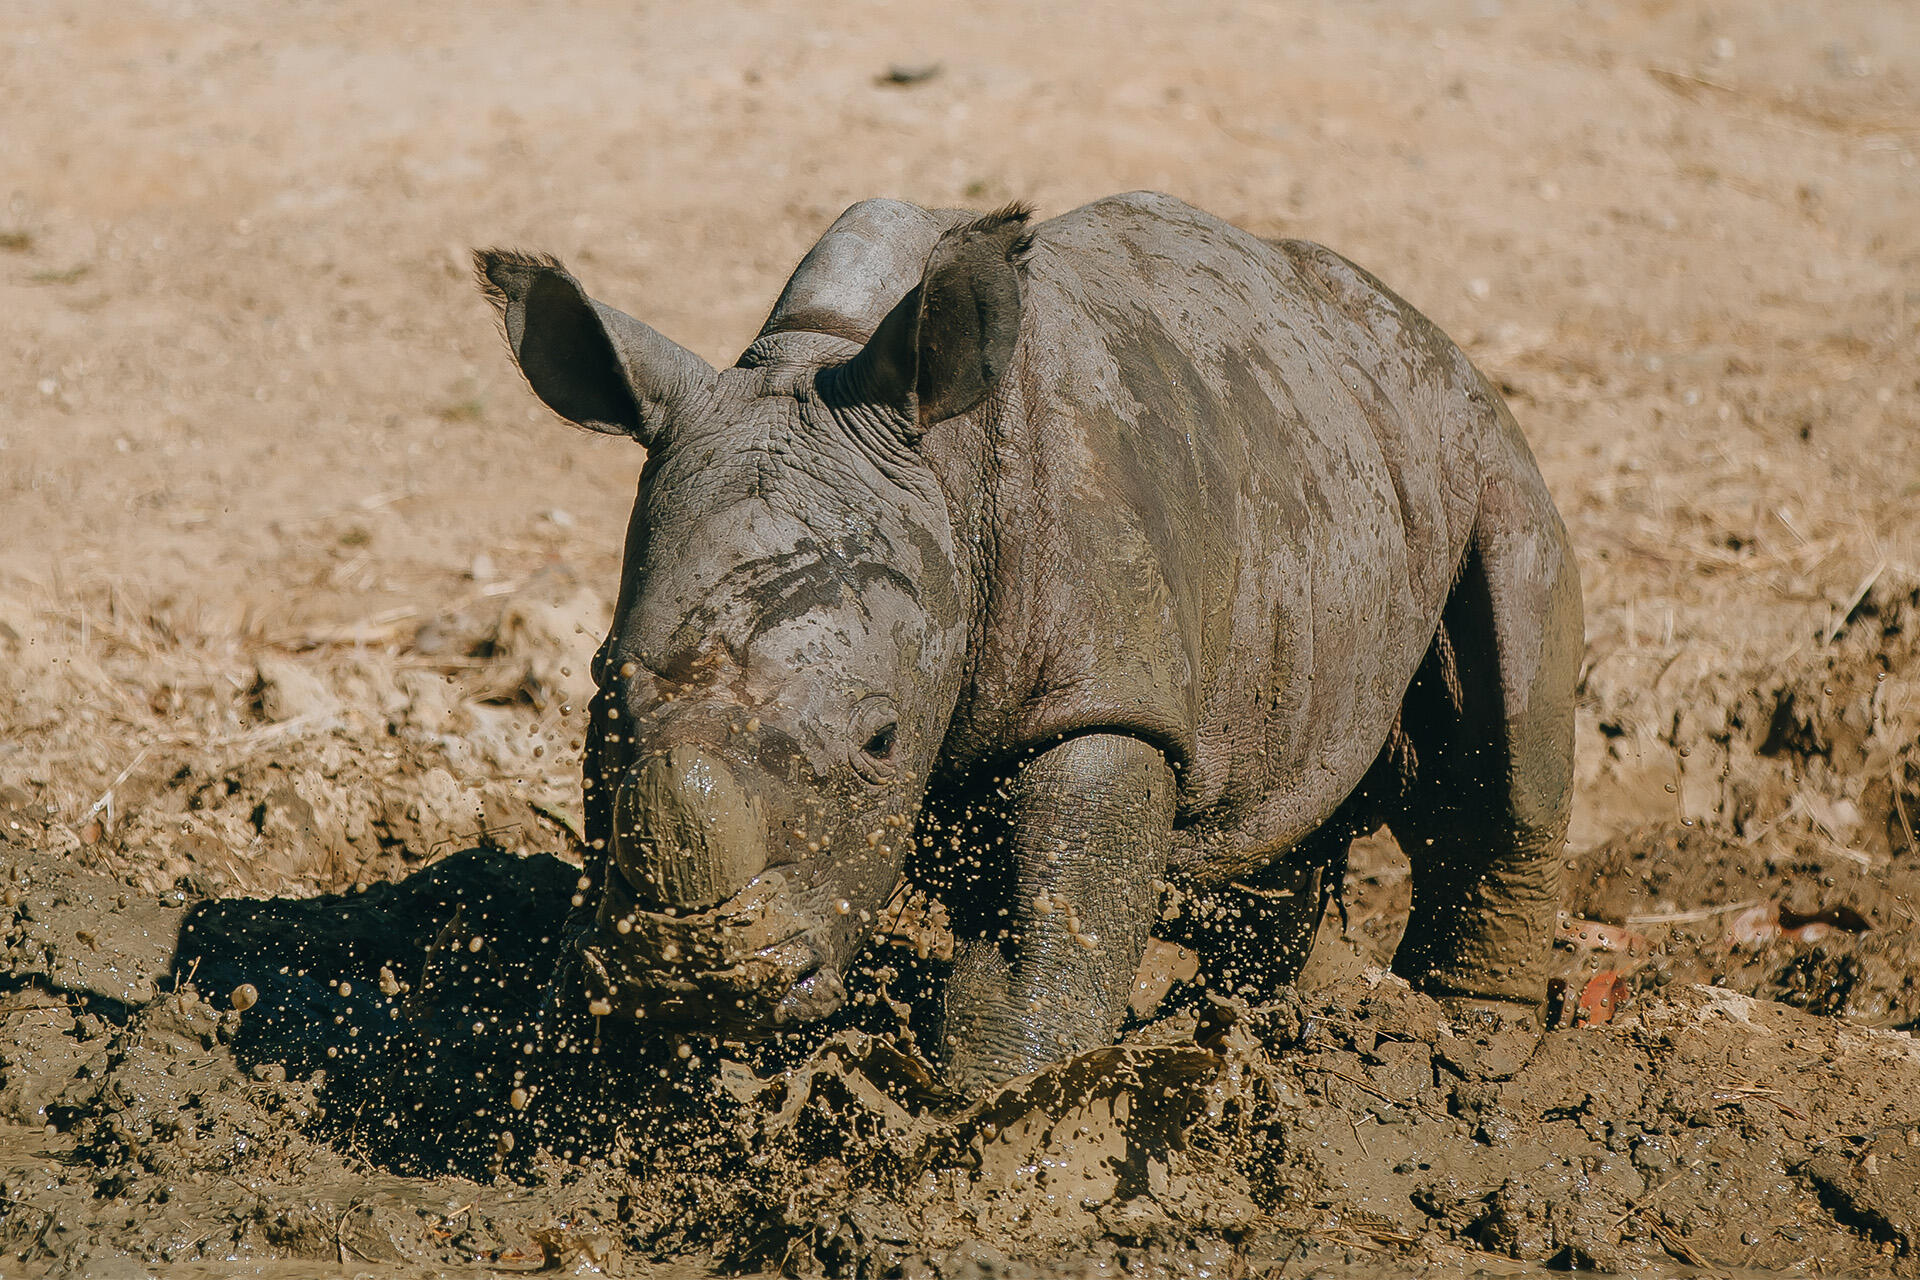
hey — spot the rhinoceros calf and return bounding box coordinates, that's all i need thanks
[476,192,1580,1090]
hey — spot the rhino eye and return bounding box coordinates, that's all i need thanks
[862,723,898,761]
[848,697,900,784]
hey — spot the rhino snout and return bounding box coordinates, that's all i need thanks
[610,744,771,910]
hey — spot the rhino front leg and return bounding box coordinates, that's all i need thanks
[938,733,1175,1092]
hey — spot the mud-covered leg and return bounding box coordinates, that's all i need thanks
[1169,788,1387,1009]
[1174,858,1324,1006]
[939,733,1175,1092]
[1390,475,1582,1009]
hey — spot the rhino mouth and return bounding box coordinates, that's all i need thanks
[573,868,846,1035]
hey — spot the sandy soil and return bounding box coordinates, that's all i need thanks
[3,0,1920,1274]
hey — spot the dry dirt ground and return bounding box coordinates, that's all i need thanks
[4,0,1920,1275]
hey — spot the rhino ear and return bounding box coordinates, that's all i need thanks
[474,249,716,447]
[845,204,1033,440]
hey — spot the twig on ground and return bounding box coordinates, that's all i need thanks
[527,800,585,847]
[1626,899,1762,926]
[82,746,152,829]
[333,1199,373,1265]
[1890,764,1916,859]
[1612,1168,1688,1226]
[1822,559,1887,646]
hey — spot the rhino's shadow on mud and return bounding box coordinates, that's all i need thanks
[171,849,929,1179]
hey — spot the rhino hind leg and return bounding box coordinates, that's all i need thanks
[1161,783,1385,1008]
[1386,476,1582,1008]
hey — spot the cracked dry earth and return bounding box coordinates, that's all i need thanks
[4,0,1920,1275]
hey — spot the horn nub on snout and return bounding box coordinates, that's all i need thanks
[610,745,770,911]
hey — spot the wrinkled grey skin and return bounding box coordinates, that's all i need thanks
[475,192,1581,1092]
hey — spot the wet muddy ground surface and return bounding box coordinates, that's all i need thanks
[7,826,1920,1278]
[5,0,1920,1274]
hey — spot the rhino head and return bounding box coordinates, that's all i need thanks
[475,205,1030,1036]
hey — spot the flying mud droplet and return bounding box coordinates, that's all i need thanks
[509,1087,530,1111]
[230,983,258,1012]
[587,998,613,1017]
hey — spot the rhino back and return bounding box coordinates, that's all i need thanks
[951,192,1507,880]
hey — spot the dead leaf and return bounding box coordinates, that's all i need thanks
[1575,971,1629,1027]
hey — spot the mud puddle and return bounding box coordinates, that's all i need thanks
[6,842,1920,1278]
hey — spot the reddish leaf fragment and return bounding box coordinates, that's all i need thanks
[1574,971,1630,1028]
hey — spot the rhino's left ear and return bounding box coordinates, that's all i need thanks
[842,204,1032,441]
[474,249,716,448]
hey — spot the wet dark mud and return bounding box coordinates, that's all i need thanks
[8,839,1920,1278]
